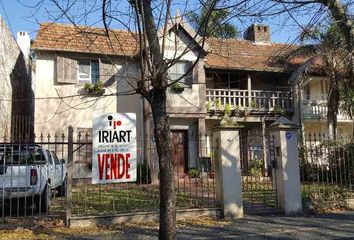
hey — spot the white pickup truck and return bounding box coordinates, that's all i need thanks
[0,144,67,212]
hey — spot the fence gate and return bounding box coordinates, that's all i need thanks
[240,130,279,213]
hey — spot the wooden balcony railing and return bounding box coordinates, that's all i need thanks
[206,89,293,112]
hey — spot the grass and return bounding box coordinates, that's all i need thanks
[70,182,216,216]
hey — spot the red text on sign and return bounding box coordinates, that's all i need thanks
[97,153,131,180]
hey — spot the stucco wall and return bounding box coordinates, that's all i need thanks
[304,77,328,100]
[34,51,143,179]
[0,17,33,140]
[0,17,13,138]
[163,30,206,115]
[34,51,142,136]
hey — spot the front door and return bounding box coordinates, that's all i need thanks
[171,131,188,177]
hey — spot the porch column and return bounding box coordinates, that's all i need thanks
[198,118,207,158]
[269,117,302,214]
[212,126,244,218]
[261,117,268,176]
[247,74,252,106]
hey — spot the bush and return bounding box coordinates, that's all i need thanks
[187,168,200,178]
[302,187,348,212]
[248,158,263,177]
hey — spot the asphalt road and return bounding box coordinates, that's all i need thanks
[119,212,354,240]
[1,211,354,239]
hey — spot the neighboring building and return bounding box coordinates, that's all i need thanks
[31,19,354,180]
[300,77,354,139]
[0,16,33,141]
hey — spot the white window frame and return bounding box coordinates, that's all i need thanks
[77,60,92,84]
[168,61,193,86]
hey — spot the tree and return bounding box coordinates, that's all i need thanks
[299,22,348,138]
[37,0,220,238]
[188,0,239,38]
[274,0,353,139]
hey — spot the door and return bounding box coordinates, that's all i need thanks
[46,150,56,187]
[171,131,188,177]
[51,151,62,187]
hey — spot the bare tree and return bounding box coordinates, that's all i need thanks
[28,0,224,238]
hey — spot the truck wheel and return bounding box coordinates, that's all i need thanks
[58,177,67,197]
[37,184,51,213]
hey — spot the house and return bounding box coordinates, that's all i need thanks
[31,19,354,181]
[0,16,34,141]
[31,23,142,179]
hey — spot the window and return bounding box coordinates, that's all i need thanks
[0,147,45,165]
[168,61,193,85]
[51,151,60,164]
[305,85,311,100]
[46,150,54,165]
[78,60,99,84]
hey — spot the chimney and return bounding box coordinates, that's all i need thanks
[16,31,31,59]
[244,24,270,44]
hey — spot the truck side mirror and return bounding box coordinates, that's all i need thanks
[60,159,66,164]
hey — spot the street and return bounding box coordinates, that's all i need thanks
[1,212,354,239]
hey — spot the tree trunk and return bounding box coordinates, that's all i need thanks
[149,88,176,240]
[327,56,339,140]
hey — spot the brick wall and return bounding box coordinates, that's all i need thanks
[244,24,270,44]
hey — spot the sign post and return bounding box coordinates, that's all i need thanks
[92,113,137,184]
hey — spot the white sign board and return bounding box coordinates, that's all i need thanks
[92,113,137,184]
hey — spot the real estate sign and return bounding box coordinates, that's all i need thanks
[92,113,137,184]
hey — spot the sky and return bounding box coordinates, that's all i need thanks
[0,0,322,44]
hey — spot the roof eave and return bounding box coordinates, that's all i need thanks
[31,46,137,58]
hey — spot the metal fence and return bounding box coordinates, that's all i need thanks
[0,133,68,225]
[0,128,217,226]
[240,130,278,213]
[69,131,217,217]
[300,133,354,211]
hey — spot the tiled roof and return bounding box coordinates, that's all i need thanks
[32,23,139,56]
[33,23,314,72]
[205,38,306,72]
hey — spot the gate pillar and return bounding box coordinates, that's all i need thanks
[269,117,302,214]
[212,125,243,218]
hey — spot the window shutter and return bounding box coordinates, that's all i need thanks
[56,56,77,84]
[186,61,194,84]
[99,59,106,82]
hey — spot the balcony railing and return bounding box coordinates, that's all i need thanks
[206,89,293,113]
[302,100,351,120]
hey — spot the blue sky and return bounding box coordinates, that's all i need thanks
[0,0,318,44]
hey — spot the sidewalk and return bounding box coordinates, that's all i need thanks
[1,212,354,239]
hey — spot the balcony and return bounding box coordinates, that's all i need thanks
[302,100,351,121]
[206,89,293,115]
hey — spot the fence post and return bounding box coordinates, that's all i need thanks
[66,126,73,226]
[212,125,243,218]
[269,117,302,214]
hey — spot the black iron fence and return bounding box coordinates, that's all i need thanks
[300,133,354,211]
[0,129,217,226]
[240,130,278,213]
[70,131,217,217]
[0,133,68,225]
